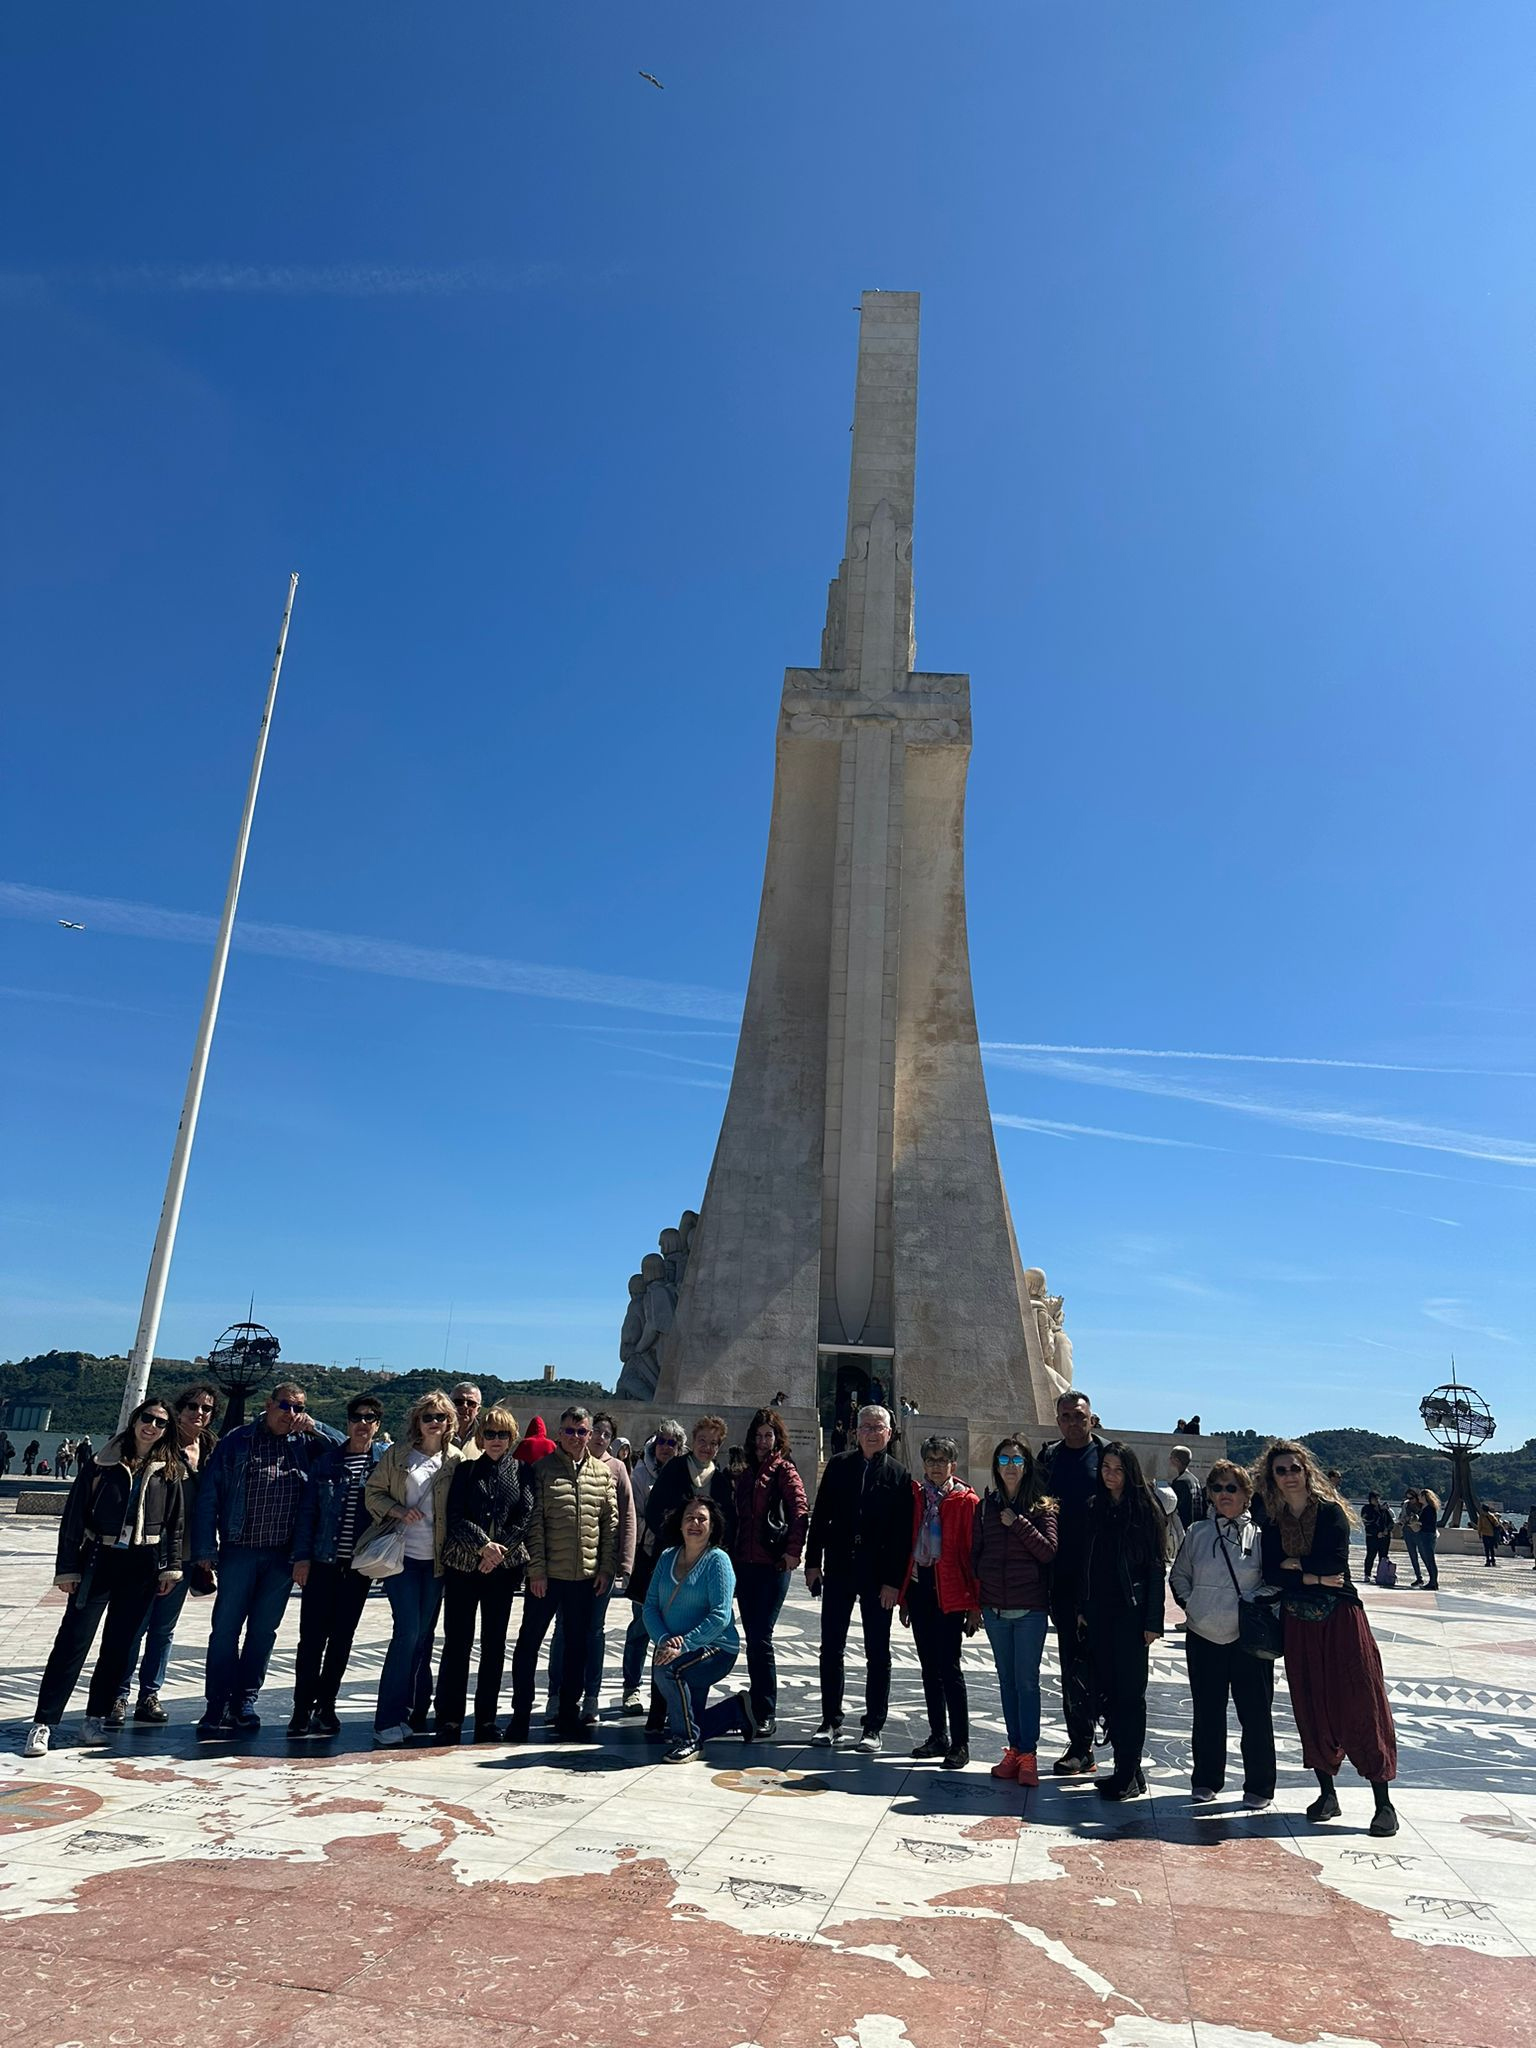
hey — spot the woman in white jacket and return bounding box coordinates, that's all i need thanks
[1169,1459,1276,1810]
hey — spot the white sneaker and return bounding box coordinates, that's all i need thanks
[1241,1793,1274,1812]
[811,1720,844,1747]
[621,1690,646,1714]
[22,1724,49,1758]
[854,1728,882,1755]
[81,1716,108,1744]
[373,1724,407,1748]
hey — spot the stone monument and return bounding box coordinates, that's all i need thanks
[642,292,1069,1439]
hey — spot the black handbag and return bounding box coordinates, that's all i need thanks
[1215,1525,1284,1660]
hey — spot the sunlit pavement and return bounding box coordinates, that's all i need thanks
[2,1509,1533,2048]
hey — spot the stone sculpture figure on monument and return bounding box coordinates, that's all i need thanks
[617,1252,676,1400]
[619,1274,646,1382]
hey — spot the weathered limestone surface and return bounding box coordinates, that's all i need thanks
[658,293,1067,1430]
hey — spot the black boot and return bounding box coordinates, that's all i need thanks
[1369,1780,1399,1836]
[1306,1771,1341,1823]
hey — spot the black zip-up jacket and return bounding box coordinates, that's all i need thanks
[55,1446,185,1580]
[1261,1500,1357,1605]
[805,1448,914,1589]
[1080,1497,1165,1634]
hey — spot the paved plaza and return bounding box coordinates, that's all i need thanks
[2,1509,1534,2048]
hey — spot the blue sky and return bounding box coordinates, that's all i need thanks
[3,3,1533,1444]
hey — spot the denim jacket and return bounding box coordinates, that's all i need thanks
[192,1419,343,1563]
[293,1439,388,1564]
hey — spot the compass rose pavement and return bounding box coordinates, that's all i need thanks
[1,1512,1534,2048]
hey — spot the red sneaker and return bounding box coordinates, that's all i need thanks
[990,1747,1023,1780]
[1014,1750,1039,1788]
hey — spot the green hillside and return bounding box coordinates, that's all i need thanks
[0,1351,605,1438]
[1218,1425,1536,1505]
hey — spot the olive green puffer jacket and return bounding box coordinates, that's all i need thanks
[526,1448,617,1582]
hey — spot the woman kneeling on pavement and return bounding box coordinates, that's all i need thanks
[1259,1440,1398,1836]
[973,1436,1058,1787]
[898,1433,980,1770]
[1169,1458,1276,1810]
[643,1495,755,1763]
[1080,1441,1166,1801]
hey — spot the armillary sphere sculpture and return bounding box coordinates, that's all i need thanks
[1419,1368,1495,1528]
[208,1321,282,1434]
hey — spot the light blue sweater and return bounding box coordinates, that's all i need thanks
[643,1544,739,1655]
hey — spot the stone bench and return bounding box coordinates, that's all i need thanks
[14,1492,68,1518]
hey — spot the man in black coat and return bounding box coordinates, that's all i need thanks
[804,1405,913,1754]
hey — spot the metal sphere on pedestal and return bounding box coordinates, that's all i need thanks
[208,1321,281,1433]
[1419,1370,1496,1527]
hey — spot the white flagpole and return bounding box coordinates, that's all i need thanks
[117,574,300,1430]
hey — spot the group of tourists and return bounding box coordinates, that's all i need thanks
[18,1382,1400,1832]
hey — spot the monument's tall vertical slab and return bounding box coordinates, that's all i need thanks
[645,292,1067,1431]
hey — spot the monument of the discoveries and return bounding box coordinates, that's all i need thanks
[617,292,1072,1460]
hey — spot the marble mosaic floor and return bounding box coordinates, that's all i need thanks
[2,1511,1534,2048]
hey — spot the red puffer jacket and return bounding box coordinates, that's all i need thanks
[900,1482,981,1614]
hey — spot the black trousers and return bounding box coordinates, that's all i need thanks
[906,1565,968,1744]
[292,1560,371,1710]
[1185,1629,1276,1798]
[1087,1609,1150,1779]
[819,1574,893,1731]
[35,1550,161,1725]
[510,1578,596,1729]
[1363,1532,1390,1579]
[1049,1582,1096,1756]
[436,1568,517,1728]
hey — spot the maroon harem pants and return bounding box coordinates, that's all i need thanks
[1283,1598,1397,1782]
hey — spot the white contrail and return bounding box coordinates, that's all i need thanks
[981,1040,1536,1081]
[0,881,744,1024]
[4,260,570,298]
[984,1049,1536,1168]
[992,1114,1226,1152]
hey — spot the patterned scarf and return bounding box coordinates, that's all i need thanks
[1278,1498,1319,1558]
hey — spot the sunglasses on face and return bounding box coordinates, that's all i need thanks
[481,1429,512,1441]
[139,1415,170,1430]
[275,1400,306,1414]
[1209,1482,1241,1495]
[352,1414,381,1426]
[997,1455,1025,1468]
[422,1415,452,1428]
[657,1436,682,1447]
[182,1403,215,1415]
[454,1397,479,1407]
[562,1425,591,1438]
[1272,1463,1304,1477]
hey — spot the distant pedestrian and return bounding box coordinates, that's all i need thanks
[1260,1441,1398,1836]
[0,1432,13,1477]
[1414,1489,1442,1589]
[362,1392,462,1747]
[1361,1492,1393,1583]
[1169,1460,1275,1809]
[1167,1447,1198,1530]
[1476,1505,1502,1566]
[22,1402,185,1758]
[288,1394,386,1737]
[22,1439,39,1477]
[56,1440,74,1480]
[898,1434,980,1770]
[1081,1441,1166,1801]
[973,1436,1057,1787]
[804,1404,913,1755]
[513,1414,557,1465]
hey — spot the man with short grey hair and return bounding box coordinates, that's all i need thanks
[506,1405,616,1742]
[449,1385,483,1450]
[805,1404,912,1753]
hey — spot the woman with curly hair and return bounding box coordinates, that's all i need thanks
[730,1407,808,1736]
[1081,1441,1166,1801]
[363,1390,463,1747]
[1259,1440,1398,1835]
[23,1400,186,1757]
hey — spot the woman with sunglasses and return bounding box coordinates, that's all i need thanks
[972,1436,1058,1787]
[362,1391,463,1747]
[23,1402,186,1757]
[1168,1460,1275,1809]
[107,1384,218,1729]
[435,1407,533,1743]
[1259,1440,1398,1835]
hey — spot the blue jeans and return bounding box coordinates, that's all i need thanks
[735,1563,790,1718]
[982,1607,1050,1753]
[205,1545,296,1714]
[376,1558,444,1732]
[115,1573,191,1704]
[548,1584,613,1705]
[1418,1528,1439,1587]
[652,1641,742,1743]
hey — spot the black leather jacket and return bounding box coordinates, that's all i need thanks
[805,1448,914,1588]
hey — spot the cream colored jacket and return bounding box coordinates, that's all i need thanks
[362,1438,464,1575]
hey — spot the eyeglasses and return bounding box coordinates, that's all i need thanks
[481,1429,512,1441]
[1209,1482,1241,1496]
[997,1454,1025,1468]
[562,1425,591,1438]
[275,1400,306,1414]
[1271,1463,1304,1477]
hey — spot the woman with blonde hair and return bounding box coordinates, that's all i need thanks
[435,1407,532,1743]
[1259,1440,1398,1835]
[1415,1488,1442,1590]
[1169,1459,1275,1808]
[363,1390,462,1746]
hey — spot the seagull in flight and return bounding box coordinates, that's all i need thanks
[57,919,86,932]
[638,70,664,89]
